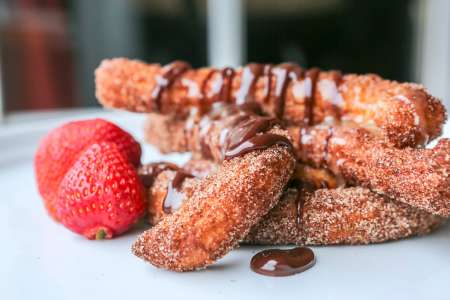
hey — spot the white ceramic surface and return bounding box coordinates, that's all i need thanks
[1,109,449,300]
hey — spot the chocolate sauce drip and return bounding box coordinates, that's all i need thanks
[151,61,191,111]
[138,162,179,188]
[296,191,306,227]
[262,65,273,103]
[272,63,304,120]
[304,68,320,126]
[329,71,343,121]
[250,247,316,277]
[201,70,217,99]
[163,170,194,214]
[288,181,314,229]
[223,116,293,160]
[235,63,265,105]
[212,67,235,102]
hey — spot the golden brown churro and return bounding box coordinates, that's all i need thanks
[132,118,296,271]
[95,58,446,147]
[138,161,444,246]
[143,111,450,216]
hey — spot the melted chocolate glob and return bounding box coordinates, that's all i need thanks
[223,116,293,160]
[250,247,316,277]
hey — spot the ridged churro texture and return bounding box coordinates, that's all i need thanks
[246,187,444,245]
[143,112,450,216]
[95,58,446,147]
[132,142,296,271]
[139,161,445,246]
[290,126,450,217]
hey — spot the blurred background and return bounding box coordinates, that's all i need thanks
[0,0,449,119]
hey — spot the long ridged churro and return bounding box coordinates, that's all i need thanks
[95,58,446,147]
[143,111,450,216]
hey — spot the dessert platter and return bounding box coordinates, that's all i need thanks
[2,58,450,299]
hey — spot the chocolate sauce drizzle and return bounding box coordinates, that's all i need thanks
[151,61,348,133]
[214,67,235,102]
[151,61,191,111]
[250,246,316,277]
[235,64,265,105]
[223,116,293,160]
[163,170,194,214]
[303,68,320,126]
[138,162,179,188]
[138,162,195,214]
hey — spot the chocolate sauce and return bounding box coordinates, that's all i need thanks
[151,61,191,111]
[262,64,273,103]
[226,117,279,150]
[163,170,195,214]
[138,162,179,188]
[225,133,293,159]
[250,247,316,277]
[272,63,303,119]
[295,191,306,227]
[198,70,217,113]
[200,70,217,99]
[223,116,293,160]
[210,67,235,103]
[235,63,265,105]
[304,68,320,126]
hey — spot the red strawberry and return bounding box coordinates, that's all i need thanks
[55,142,146,239]
[34,119,141,220]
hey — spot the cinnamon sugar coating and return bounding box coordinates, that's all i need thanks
[132,137,296,271]
[143,112,450,216]
[95,58,446,147]
[247,187,444,245]
[139,160,445,246]
[290,125,450,216]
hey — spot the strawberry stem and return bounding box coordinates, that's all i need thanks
[95,229,106,240]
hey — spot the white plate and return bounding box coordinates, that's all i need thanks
[1,109,449,300]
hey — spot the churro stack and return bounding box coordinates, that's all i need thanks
[95,58,449,272]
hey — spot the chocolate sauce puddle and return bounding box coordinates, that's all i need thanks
[250,247,316,277]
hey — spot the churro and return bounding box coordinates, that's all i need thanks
[95,58,446,147]
[132,117,296,271]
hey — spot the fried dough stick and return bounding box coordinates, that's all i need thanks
[95,58,446,147]
[143,112,450,216]
[132,126,296,271]
[138,161,445,246]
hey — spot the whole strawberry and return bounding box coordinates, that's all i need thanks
[55,142,146,239]
[34,119,141,220]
